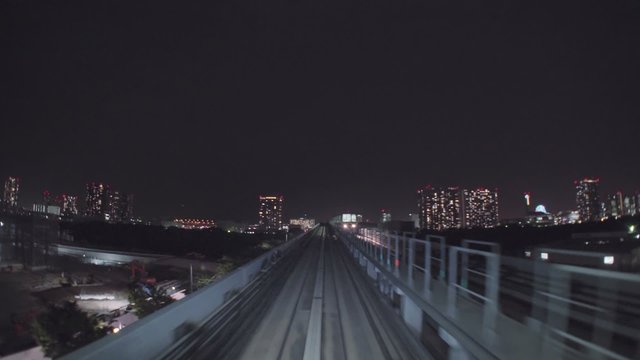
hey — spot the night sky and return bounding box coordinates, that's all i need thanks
[1,0,639,222]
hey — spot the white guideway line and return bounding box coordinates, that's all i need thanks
[303,235,325,360]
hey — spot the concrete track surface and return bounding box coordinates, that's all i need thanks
[173,225,429,360]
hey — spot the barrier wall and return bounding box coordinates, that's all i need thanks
[63,229,311,360]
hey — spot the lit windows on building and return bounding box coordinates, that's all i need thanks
[608,192,624,219]
[417,186,462,231]
[575,178,600,222]
[418,185,498,230]
[3,177,20,208]
[289,217,316,231]
[59,194,79,216]
[33,203,60,216]
[85,183,132,222]
[624,194,638,216]
[86,182,109,218]
[380,209,392,223]
[604,191,639,218]
[462,188,499,228]
[259,195,284,232]
[168,219,216,229]
[109,190,123,222]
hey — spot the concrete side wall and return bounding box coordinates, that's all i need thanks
[63,230,311,360]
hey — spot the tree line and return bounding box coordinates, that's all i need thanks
[61,222,284,260]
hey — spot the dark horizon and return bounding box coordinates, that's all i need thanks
[2,0,639,222]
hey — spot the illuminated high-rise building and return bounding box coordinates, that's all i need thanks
[625,194,638,216]
[417,186,462,230]
[258,195,284,232]
[380,209,392,223]
[123,194,134,221]
[85,182,110,219]
[604,191,638,218]
[3,177,20,208]
[85,183,132,222]
[607,192,624,218]
[575,178,600,222]
[106,190,121,222]
[104,191,134,222]
[59,194,78,216]
[462,188,499,228]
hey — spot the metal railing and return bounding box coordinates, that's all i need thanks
[347,228,640,360]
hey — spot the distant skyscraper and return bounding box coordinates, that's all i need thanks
[258,195,284,232]
[417,186,462,230]
[85,182,109,219]
[59,194,78,216]
[462,188,499,228]
[408,213,420,229]
[85,183,132,222]
[623,194,637,216]
[418,185,498,230]
[106,190,121,222]
[3,177,20,208]
[604,191,638,218]
[575,178,600,222]
[380,209,392,223]
[105,190,134,222]
[123,194,134,221]
[607,192,624,218]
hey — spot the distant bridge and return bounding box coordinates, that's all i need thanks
[52,243,167,265]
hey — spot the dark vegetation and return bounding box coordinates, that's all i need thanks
[418,216,640,256]
[128,285,173,318]
[31,302,102,358]
[60,222,285,260]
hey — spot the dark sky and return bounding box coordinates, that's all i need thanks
[1,0,639,222]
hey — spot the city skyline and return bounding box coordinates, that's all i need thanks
[2,0,639,223]
[1,1,639,359]
[2,173,640,223]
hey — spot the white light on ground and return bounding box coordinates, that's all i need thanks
[540,252,548,260]
[524,251,531,257]
[604,256,615,265]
